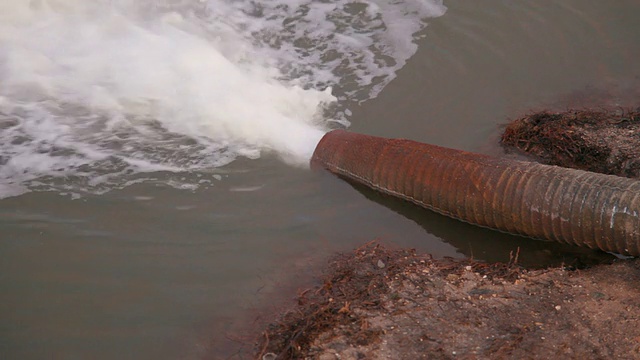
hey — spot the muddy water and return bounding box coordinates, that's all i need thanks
[2,1,640,359]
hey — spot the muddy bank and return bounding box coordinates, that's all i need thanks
[255,243,640,359]
[501,109,640,178]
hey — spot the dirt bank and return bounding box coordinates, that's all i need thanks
[501,109,640,179]
[255,242,640,359]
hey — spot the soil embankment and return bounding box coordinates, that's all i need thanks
[501,109,640,179]
[255,243,640,359]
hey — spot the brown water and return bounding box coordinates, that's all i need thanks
[2,1,640,359]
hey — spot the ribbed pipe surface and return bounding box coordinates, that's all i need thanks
[311,130,640,256]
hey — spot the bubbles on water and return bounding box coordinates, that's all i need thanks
[0,0,446,198]
[213,0,446,102]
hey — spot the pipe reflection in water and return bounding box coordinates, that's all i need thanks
[350,181,616,268]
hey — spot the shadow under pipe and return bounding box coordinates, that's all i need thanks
[311,130,640,257]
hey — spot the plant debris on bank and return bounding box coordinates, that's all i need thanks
[255,242,640,359]
[501,109,640,178]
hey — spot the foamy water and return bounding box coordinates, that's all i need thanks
[0,0,446,198]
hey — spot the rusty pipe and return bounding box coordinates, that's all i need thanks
[311,130,640,256]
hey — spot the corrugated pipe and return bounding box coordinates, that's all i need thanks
[311,130,640,256]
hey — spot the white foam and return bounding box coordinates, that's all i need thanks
[0,0,446,197]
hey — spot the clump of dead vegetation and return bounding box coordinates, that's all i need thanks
[255,242,640,360]
[501,109,640,178]
[255,242,524,359]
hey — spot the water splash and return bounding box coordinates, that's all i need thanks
[0,0,446,197]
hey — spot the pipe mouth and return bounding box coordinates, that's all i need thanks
[310,129,348,169]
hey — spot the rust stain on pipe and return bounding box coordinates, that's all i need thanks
[311,130,640,256]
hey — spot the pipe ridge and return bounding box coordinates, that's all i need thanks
[605,190,625,254]
[410,150,429,205]
[438,156,463,219]
[594,185,616,252]
[488,163,515,232]
[506,167,532,236]
[495,167,522,234]
[512,165,537,238]
[512,163,640,193]
[576,179,601,250]
[520,166,549,240]
[476,164,502,230]
[562,171,595,247]
[629,192,640,255]
[449,153,640,192]
[396,146,419,197]
[459,161,484,226]
[429,150,453,211]
[325,162,459,219]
